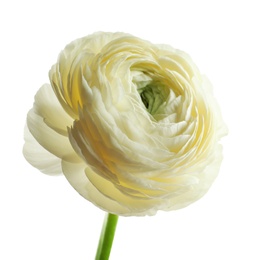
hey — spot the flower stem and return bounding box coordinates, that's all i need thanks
[95,213,119,260]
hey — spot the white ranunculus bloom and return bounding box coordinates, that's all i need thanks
[23,32,227,216]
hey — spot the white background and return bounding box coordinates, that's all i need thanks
[1,0,264,259]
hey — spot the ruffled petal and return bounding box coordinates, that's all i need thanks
[25,84,78,164]
[61,159,134,215]
[23,125,62,175]
[33,84,73,136]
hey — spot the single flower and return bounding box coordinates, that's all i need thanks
[23,32,227,216]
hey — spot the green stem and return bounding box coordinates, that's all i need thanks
[95,213,119,260]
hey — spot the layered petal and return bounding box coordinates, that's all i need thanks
[23,125,62,175]
[24,84,79,175]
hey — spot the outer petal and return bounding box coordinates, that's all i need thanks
[164,144,223,211]
[61,159,134,216]
[61,156,169,216]
[49,32,131,117]
[23,125,62,175]
[23,84,79,175]
[32,83,73,136]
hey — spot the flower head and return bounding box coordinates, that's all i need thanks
[23,32,227,216]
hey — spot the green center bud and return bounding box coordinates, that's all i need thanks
[138,82,169,115]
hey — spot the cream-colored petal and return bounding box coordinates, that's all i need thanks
[26,108,77,162]
[24,84,79,174]
[61,159,133,216]
[34,84,73,136]
[85,167,166,216]
[26,84,80,164]
[23,125,62,175]
[165,145,223,211]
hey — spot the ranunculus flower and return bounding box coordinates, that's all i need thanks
[23,32,227,216]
